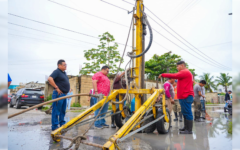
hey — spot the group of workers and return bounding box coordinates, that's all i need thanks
[48,59,207,135]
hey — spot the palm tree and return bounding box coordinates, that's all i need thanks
[199,73,217,92]
[215,73,232,92]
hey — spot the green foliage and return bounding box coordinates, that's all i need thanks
[71,102,81,107]
[145,52,196,80]
[218,92,226,96]
[228,121,232,134]
[215,73,232,93]
[42,106,49,111]
[46,94,52,101]
[199,73,217,92]
[108,105,112,110]
[80,32,123,75]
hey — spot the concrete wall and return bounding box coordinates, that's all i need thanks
[205,92,218,103]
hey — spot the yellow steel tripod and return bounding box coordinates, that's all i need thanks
[51,0,169,149]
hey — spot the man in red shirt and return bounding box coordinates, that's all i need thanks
[92,66,110,129]
[159,61,194,134]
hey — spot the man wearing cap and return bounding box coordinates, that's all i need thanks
[159,61,194,134]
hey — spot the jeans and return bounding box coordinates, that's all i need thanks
[66,98,72,110]
[51,90,67,130]
[92,97,109,126]
[225,101,228,107]
[200,100,205,112]
[90,97,95,107]
[179,96,194,120]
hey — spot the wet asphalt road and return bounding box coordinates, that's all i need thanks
[8,105,232,150]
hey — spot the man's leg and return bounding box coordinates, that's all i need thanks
[60,98,67,126]
[51,91,59,131]
[177,101,183,122]
[180,96,193,134]
[111,99,119,128]
[101,102,109,128]
[93,97,103,129]
[179,99,187,131]
[200,100,206,119]
[173,101,178,121]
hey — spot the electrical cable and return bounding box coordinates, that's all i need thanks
[48,0,128,27]
[100,0,129,11]
[144,6,232,70]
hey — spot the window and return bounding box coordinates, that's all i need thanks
[23,89,43,95]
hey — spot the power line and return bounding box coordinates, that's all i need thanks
[100,0,129,11]
[48,0,128,27]
[118,0,231,70]
[8,15,131,47]
[144,6,232,70]
[152,28,231,70]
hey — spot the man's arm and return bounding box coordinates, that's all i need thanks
[48,77,63,95]
[92,80,98,94]
[159,71,186,79]
[114,72,125,83]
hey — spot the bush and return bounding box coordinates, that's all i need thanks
[71,102,81,107]
[228,121,232,134]
[218,92,226,96]
[108,105,112,110]
[42,106,49,111]
[45,94,52,101]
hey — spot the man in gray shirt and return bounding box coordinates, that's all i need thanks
[193,80,206,122]
[200,87,206,119]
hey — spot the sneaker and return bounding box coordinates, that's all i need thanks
[101,124,110,128]
[111,124,116,128]
[94,125,103,129]
[174,118,178,121]
[179,118,183,122]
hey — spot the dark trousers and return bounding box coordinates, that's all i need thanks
[179,96,194,120]
[51,90,67,131]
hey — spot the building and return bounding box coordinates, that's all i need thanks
[214,85,232,93]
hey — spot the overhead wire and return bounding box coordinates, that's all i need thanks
[143,6,232,70]
[100,0,129,11]
[8,15,131,47]
[99,0,231,70]
[48,0,128,27]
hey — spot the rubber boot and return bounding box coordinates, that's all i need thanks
[202,112,206,120]
[195,112,204,122]
[180,119,193,134]
[194,112,197,121]
[111,115,116,128]
[179,112,183,122]
[174,112,178,121]
[179,118,186,131]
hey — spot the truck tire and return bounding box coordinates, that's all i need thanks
[16,100,21,109]
[115,107,131,128]
[156,108,171,134]
[141,110,156,133]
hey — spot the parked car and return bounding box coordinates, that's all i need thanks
[8,94,12,103]
[9,88,44,109]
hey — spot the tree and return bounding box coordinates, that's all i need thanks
[80,32,123,75]
[215,73,232,92]
[145,52,196,80]
[199,73,217,92]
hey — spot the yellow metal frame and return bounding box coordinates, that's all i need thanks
[50,0,169,149]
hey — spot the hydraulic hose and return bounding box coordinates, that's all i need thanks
[127,12,153,58]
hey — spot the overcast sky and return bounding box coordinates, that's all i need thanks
[8,0,232,85]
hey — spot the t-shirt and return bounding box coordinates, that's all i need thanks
[162,69,194,99]
[50,68,70,93]
[194,84,202,101]
[174,86,178,100]
[92,72,110,96]
[163,81,175,99]
[8,74,12,82]
[225,93,230,101]
[200,87,205,100]
[113,73,126,100]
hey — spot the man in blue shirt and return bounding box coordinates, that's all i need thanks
[8,74,12,87]
[48,59,70,131]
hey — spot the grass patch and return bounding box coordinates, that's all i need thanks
[71,102,81,107]
[206,102,214,104]
[228,121,232,134]
[42,106,49,111]
[108,105,112,110]
[71,109,86,113]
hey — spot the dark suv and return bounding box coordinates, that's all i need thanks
[9,88,44,109]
